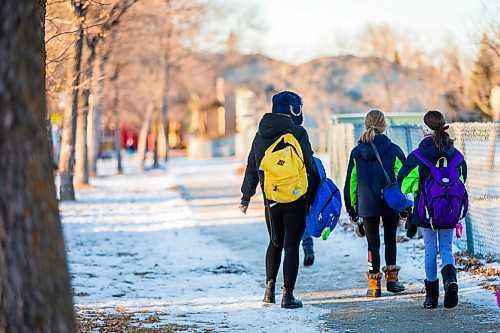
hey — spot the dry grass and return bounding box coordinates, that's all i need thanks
[76,311,195,333]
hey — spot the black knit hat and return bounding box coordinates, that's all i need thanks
[271,91,303,126]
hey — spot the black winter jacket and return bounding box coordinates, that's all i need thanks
[397,136,468,228]
[240,113,319,206]
[344,134,406,218]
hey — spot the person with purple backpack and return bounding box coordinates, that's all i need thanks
[398,110,468,309]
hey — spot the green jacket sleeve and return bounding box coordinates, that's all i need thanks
[397,152,420,195]
[393,146,406,180]
[344,150,358,217]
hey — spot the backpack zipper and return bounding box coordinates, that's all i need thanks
[318,189,339,221]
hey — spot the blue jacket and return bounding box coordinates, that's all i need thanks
[397,136,468,228]
[344,134,406,218]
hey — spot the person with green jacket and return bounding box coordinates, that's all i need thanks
[398,110,467,309]
[344,110,407,297]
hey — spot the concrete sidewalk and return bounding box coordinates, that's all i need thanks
[176,157,499,333]
[64,156,499,332]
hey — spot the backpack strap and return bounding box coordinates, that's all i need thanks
[448,151,464,168]
[414,149,463,169]
[313,157,326,179]
[370,141,392,184]
[412,149,435,170]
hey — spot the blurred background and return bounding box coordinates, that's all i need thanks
[45,0,499,256]
[46,0,499,166]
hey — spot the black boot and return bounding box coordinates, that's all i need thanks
[263,280,275,304]
[441,264,458,309]
[423,279,439,309]
[303,245,315,267]
[281,287,303,309]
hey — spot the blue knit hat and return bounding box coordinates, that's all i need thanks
[271,91,303,126]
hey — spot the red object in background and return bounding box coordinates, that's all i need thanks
[120,124,139,150]
[147,133,154,151]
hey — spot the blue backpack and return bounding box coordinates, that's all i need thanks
[306,157,342,237]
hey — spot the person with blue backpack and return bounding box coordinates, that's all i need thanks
[302,230,315,266]
[239,91,319,309]
[398,110,468,309]
[344,110,408,297]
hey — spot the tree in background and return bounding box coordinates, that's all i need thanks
[471,35,499,120]
[57,0,86,200]
[441,46,468,118]
[360,24,400,112]
[55,0,139,198]
[75,0,139,185]
[0,0,75,330]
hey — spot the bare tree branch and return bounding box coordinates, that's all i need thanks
[482,39,500,59]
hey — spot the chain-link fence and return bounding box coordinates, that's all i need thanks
[328,122,500,258]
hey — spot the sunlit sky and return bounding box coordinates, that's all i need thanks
[230,0,486,64]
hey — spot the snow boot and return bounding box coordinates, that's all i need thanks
[423,279,439,309]
[263,279,275,304]
[303,245,315,267]
[281,287,303,309]
[366,272,382,297]
[383,265,405,293]
[441,264,458,309]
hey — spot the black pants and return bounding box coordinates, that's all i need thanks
[363,214,399,273]
[265,197,306,290]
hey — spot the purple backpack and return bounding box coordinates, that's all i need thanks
[413,149,468,230]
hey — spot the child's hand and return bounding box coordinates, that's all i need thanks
[321,227,331,240]
[239,204,248,214]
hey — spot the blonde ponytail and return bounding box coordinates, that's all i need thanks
[359,110,387,143]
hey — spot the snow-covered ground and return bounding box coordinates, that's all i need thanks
[61,156,499,332]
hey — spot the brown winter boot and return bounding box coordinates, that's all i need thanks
[383,265,405,293]
[366,272,382,297]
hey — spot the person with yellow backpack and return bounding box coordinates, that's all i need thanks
[239,91,319,309]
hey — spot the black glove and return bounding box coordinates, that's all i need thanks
[405,209,417,238]
[406,223,417,238]
[349,215,365,237]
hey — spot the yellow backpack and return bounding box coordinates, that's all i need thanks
[260,133,308,203]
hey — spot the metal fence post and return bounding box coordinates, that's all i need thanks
[404,126,413,153]
[465,215,474,254]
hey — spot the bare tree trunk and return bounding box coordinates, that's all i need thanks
[162,4,172,163]
[75,39,97,185]
[114,122,123,174]
[111,70,122,174]
[58,17,84,200]
[0,1,75,330]
[74,99,88,185]
[137,104,154,173]
[161,95,170,162]
[109,63,123,174]
[88,55,108,177]
[157,106,167,161]
[152,110,160,169]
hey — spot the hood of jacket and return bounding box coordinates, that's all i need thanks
[356,134,393,160]
[417,136,456,160]
[258,113,294,139]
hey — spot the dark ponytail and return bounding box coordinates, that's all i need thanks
[423,110,454,152]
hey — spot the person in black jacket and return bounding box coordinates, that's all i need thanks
[398,110,467,309]
[344,110,407,297]
[239,91,319,309]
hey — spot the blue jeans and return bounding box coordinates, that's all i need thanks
[302,229,313,249]
[421,228,455,281]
